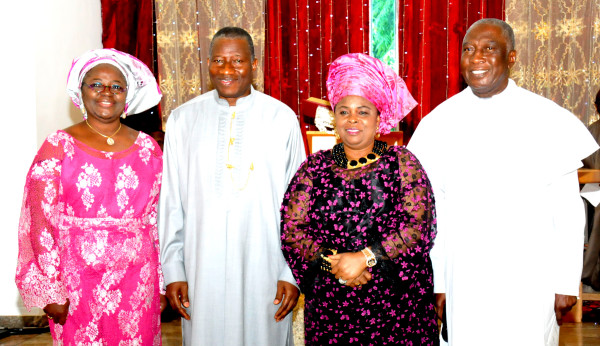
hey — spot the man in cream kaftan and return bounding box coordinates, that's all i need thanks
[159,29,305,345]
[408,19,599,346]
[158,86,305,344]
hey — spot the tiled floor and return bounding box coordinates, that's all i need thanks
[1,319,599,345]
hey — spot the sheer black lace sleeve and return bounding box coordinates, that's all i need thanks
[280,157,324,291]
[369,147,437,265]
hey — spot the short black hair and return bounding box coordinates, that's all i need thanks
[209,27,255,60]
[595,88,600,114]
[464,18,516,53]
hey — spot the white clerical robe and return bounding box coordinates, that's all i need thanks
[158,87,306,345]
[408,80,599,346]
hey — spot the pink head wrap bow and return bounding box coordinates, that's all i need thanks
[66,48,162,116]
[326,53,417,135]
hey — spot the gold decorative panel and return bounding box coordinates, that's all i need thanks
[506,0,600,126]
[155,0,265,126]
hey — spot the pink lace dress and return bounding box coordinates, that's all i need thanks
[16,130,164,345]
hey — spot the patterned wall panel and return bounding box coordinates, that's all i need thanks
[155,0,265,126]
[506,0,600,125]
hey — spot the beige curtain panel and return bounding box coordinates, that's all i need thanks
[506,0,600,126]
[155,0,265,127]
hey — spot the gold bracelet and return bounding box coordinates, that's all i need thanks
[320,248,337,272]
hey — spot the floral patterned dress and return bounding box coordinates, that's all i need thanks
[16,130,164,345]
[281,145,438,345]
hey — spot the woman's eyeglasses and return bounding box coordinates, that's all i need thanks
[85,82,127,94]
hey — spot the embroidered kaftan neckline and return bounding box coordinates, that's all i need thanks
[226,111,254,190]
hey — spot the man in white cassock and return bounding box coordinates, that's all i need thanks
[158,27,305,345]
[408,18,599,346]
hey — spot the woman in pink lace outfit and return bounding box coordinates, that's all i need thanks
[15,49,164,344]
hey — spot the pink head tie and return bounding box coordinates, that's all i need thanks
[66,48,162,116]
[326,53,417,135]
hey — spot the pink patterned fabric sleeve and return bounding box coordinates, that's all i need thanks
[16,137,69,310]
[136,133,165,295]
[145,167,165,295]
[152,199,166,296]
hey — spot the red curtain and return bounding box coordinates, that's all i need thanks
[265,0,370,117]
[399,0,505,137]
[101,0,156,75]
[265,0,504,139]
[100,0,161,134]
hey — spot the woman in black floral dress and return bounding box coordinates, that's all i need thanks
[281,53,439,345]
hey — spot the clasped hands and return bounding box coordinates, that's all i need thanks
[329,251,373,288]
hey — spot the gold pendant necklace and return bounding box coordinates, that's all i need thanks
[85,119,122,145]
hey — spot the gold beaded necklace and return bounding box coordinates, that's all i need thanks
[332,140,388,169]
[225,111,254,190]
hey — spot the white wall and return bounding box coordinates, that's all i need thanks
[0,0,102,316]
